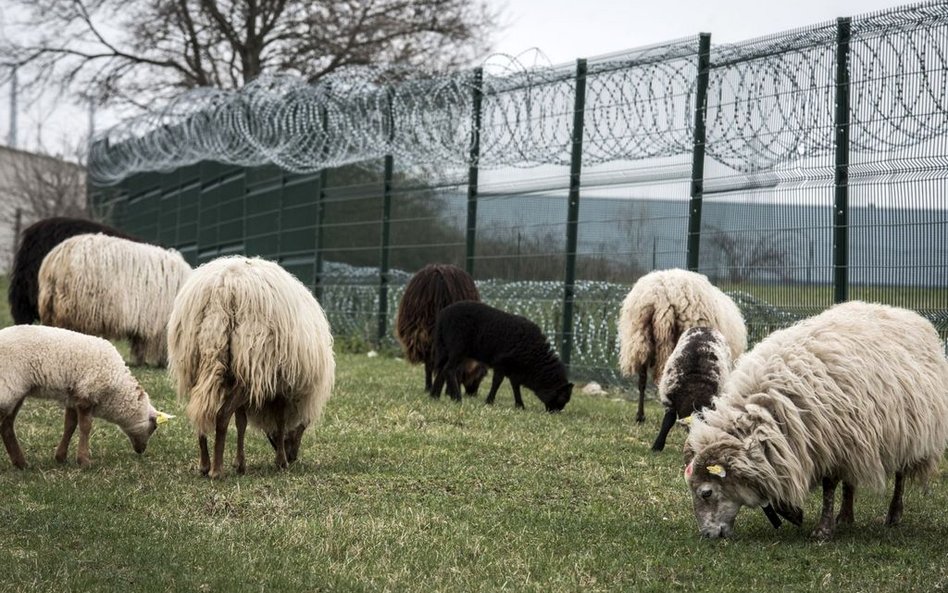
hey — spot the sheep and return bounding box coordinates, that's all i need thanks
[8,216,140,326]
[395,263,488,396]
[650,326,732,452]
[37,233,191,367]
[617,268,746,424]
[167,255,335,478]
[683,301,948,540]
[0,325,160,468]
[430,301,573,412]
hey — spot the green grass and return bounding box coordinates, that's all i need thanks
[1,276,947,592]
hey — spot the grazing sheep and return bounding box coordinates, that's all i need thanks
[38,233,191,367]
[683,301,948,540]
[167,256,335,478]
[651,327,732,452]
[430,301,572,412]
[8,216,140,326]
[617,269,746,424]
[395,263,488,395]
[0,325,159,468]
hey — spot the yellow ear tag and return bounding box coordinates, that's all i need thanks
[680,415,693,427]
[155,411,175,425]
[706,464,726,478]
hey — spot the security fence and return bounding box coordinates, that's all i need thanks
[90,2,948,383]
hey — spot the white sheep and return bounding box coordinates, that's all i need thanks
[38,233,192,367]
[0,325,160,468]
[167,256,335,478]
[650,326,732,452]
[684,301,948,540]
[617,268,746,424]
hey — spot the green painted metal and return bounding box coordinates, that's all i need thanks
[686,32,712,272]
[833,17,851,304]
[465,67,484,277]
[560,58,587,369]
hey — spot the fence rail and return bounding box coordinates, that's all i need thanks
[90,2,948,383]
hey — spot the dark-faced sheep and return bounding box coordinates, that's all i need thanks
[684,301,948,540]
[650,326,732,452]
[0,325,160,468]
[617,268,746,424]
[395,264,488,396]
[38,233,191,367]
[8,217,140,326]
[430,301,572,412]
[167,256,335,478]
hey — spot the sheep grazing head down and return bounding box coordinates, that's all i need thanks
[267,425,306,463]
[684,452,768,539]
[537,382,574,413]
[121,385,170,454]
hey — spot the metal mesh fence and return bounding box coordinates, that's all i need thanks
[90,2,948,384]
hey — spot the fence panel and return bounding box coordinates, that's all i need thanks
[86,2,948,382]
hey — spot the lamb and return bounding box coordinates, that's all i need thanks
[38,233,191,367]
[167,256,335,478]
[683,301,948,540]
[430,301,572,412]
[8,216,140,326]
[617,268,746,424]
[0,325,160,468]
[650,326,732,452]
[395,263,488,396]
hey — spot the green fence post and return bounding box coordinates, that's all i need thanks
[377,90,395,346]
[686,33,712,272]
[560,58,587,370]
[833,17,851,304]
[465,67,484,276]
[313,102,329,301]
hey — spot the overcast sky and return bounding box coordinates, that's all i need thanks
[0,0,921,158]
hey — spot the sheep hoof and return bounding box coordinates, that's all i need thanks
[54,450,68,464]
[810,525,834,541]
[635,414,646,424]
[233,461,246,475]
[77,457,92,468]
[835,511,854,526]
[208,469,223,479]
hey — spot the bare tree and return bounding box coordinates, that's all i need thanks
[2,150,87,222]
[1,0,499,109]
[706,226,792,284]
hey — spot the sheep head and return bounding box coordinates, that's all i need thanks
[683,441,769,539]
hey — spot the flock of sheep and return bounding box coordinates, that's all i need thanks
[1,216,946,542]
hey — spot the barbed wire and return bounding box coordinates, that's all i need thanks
[88,2,948,185]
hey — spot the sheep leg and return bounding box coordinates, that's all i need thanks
[635,368,647,423]
[811,477,838,540]
[0,399,28,469]
[54,407,79,463]
[511,381,524,409]
[836,482,855,525]
[445,363,463,401]
[429,368,446,399]
[885,472,904,527]
[485,371,504,405]
[650,409,678,452]
[233,406,247,475]
[198,435,211,475]
[424,359,433,393]
[75,405,94,468]
[130,336,147,367]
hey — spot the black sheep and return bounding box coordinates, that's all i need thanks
[8,217,139,325]
[431,301,573,412]
[394,263,487,395]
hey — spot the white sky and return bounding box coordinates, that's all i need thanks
[0,0,921,158]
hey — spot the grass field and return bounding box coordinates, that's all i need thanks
[0,275,946,592]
